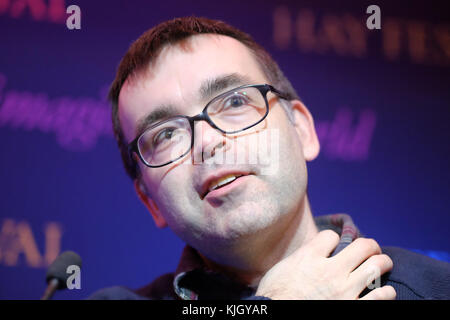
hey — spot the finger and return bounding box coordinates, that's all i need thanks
[305,230,340,257]
[333,238,382,271]
[359,285,396,300]
[348,254,394,295]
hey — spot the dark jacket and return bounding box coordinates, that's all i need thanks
[88,214,450,300]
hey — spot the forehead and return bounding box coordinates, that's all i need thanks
[118,34,268,141]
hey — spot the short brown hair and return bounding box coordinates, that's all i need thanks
[109,16,299,181]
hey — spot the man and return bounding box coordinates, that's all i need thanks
[89,17,450,300]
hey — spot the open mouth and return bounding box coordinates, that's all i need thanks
[201,173,250,199]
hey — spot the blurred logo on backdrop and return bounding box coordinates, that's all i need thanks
[1,1,448,66]
[272,6,450,67]
[0,0,81,29]
[0,73,376,160]
[0,218,62,268]
[0,74,113,152]
[0,0,67,24]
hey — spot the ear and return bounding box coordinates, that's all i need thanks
[290,100,320,161]
[133,179,168,228]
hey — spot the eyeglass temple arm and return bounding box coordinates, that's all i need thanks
[267,85,290,101]
[127,137,139,163]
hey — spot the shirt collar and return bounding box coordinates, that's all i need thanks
[173,213,361,300]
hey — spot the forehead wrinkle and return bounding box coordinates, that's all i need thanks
[199,73,255,101]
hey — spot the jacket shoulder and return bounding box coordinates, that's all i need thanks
[87,273,176,300]
[134,272,176,300]
[382,246,450,299]
[86,285,149,300]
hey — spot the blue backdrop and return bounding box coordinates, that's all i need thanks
[0,0,449,299]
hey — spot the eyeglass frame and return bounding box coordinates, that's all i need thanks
[128,83,289,168]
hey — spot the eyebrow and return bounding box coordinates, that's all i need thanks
[134,73,254,138]
[199,73,253,101]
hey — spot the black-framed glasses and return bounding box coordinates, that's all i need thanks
[128,84,288,168]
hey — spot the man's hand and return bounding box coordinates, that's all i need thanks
[255,230,396,300]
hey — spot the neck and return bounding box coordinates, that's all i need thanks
[199,195,318,287]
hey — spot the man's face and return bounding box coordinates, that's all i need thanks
[118,34,318,258]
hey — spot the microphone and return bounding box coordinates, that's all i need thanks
[41,251,82,300]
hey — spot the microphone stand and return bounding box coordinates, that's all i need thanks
[41,278,60,300]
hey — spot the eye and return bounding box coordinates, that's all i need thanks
[153,127,178,145]
[222,93,249,109]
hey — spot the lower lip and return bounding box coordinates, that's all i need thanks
[204,175,253,200]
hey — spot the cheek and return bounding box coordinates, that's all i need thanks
[283,126,308,182]
[256,117,305,178]
[149,170,200,227]
[269,121,308,198]
[156,177,188,209]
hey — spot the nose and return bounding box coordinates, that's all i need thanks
[192,120,228,164]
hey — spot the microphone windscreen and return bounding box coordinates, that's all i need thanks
[46,251,82,289]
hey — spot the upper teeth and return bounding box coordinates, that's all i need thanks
[208,174,241,192]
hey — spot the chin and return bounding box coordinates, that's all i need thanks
[209,202,280,240]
